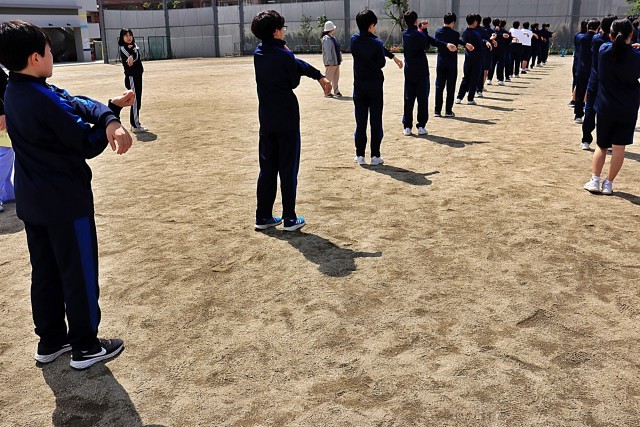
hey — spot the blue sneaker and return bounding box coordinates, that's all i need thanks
[255,216,282,230]
[283,216,305,232]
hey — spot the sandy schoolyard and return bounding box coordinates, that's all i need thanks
[1,53,640,426]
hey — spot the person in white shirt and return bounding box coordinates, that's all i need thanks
[509,21,524,77]
[520,22,534,73]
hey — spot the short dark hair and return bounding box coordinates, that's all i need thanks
[601,15,617,34]
[500,19,507,27]
[587,19,600,31]
[633,18,639,28]
[118,28,135,46]
[0,20,51,72]
[474,14,482,24]
[513,21,520,28]
[580,19,588,33]
[483,17,492,26]
[523,22,530,29]
[444,12,456,25]
[251,10,285,40]
[404,11,418,27]
[493,18,501,27]
[356,10,378,33]
[466,14,476,26]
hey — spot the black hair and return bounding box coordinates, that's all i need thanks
[580,19,588,33]
[118,28,135,46]
[474,14,482,24]
[251,10,285,40]
[444,13,456,25]
[532,23,539,30]
[523,22,530,29]
[466,14,476,26]
[493,18,500,27]
[500,19,507,28]
[611,18,633,61]
[404,11,418,27]
[483,17,492,26]
[601,15,617,35]
[513,21,520,28]
[0,20,51,72]
[356,9,378,33]
[587,19,600,31]
[633,19,639,28]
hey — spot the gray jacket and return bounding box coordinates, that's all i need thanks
[322,35,341,66]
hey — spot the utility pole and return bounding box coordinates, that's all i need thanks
[98,0,108,63]
[212,0,220,57]
[163,0,173,58]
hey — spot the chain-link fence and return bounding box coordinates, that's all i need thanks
[101,0,634,61]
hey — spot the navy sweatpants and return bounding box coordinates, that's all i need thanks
[256,128,301,221]
[403,74,430,129]
[457,59,482,101]
[25,217,100,351]
[354,84,384,158]
[488,52,505,82]
[574,74,589,119]
[582,83,597,143]
[435,61,457,114]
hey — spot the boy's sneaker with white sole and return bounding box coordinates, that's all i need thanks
[354,155,366,165]
[403,128,412,136]
[283,216,306,231]
[601,179,613,195]
[70,338,124,370]
[34,343,71,363]
[255,216,282,230]
[370,156,384,166]
[580,142,590,150]
[417,127,427,135]
[584,177,601,193]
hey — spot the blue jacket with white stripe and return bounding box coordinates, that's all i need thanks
[5,72,121,225]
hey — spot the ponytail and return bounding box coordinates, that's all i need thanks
[610,18,632,61]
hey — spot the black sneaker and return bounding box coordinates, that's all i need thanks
[70,338,124,370]
[444,112,455,118]
[34,343,71,363]
[434,111,441,117]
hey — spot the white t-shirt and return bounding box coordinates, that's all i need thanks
[519,29,533,46]
[510,28,525,44]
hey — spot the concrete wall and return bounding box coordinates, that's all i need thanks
[101,0,635,60]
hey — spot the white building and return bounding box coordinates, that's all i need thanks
[0,1,100,62]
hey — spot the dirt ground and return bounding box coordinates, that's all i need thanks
[1,53,640,426]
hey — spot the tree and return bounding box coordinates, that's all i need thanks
[384,0,409,36]
[300,15,313,50]
[317,15,328,31]
[628,0,640,15]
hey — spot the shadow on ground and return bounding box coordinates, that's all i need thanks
[424,134,491,148]
[362,164,439,185]
[40,357,165,427]
[614,191,640,206]
[264,230,382,277]
[449,116,495,125]
[134,132,158,142]
[0,203,24,235]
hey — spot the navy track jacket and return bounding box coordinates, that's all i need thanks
[119,43,144,76]
[461,28,484,61]
[594,43,640,123]
[254,38,323,132]
[5,72,120,225]
[351,31,387,86]
[576,31,596,77]
[435,27,462,65]
[402,25,447,78]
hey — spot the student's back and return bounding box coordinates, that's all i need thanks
[435,26,460,61]
[351,32,386,85]
[576,31,596,76]
[402,26,432,76]
[595,43,640,121]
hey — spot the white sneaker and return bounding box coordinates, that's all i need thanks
[370,156,384,166]
[584,177,601,193]
[403,128,412,136]
[455,99,462,104]
[417,127,427,135]
[601,179,613,195]
[575,117,583,124]
[476,91,483,98]
[580,142,590,150]
[354,155,366,165]
[486,80,492,85]
[0,201,4,213]
[497,81,505,86]
[131,126,146,133]
[467,100,477,105]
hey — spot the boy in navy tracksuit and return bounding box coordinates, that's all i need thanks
[584,18,640,195]
[401,10,456,134]
[475,15,494,97]
[351,10,402,165]
[435,13,465,117]
[581,15,617,149]
[251,10,331,231]
[0,20,132,369]
[456,14,492,104]
[487,18,509,85]
[574,19,599,123]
